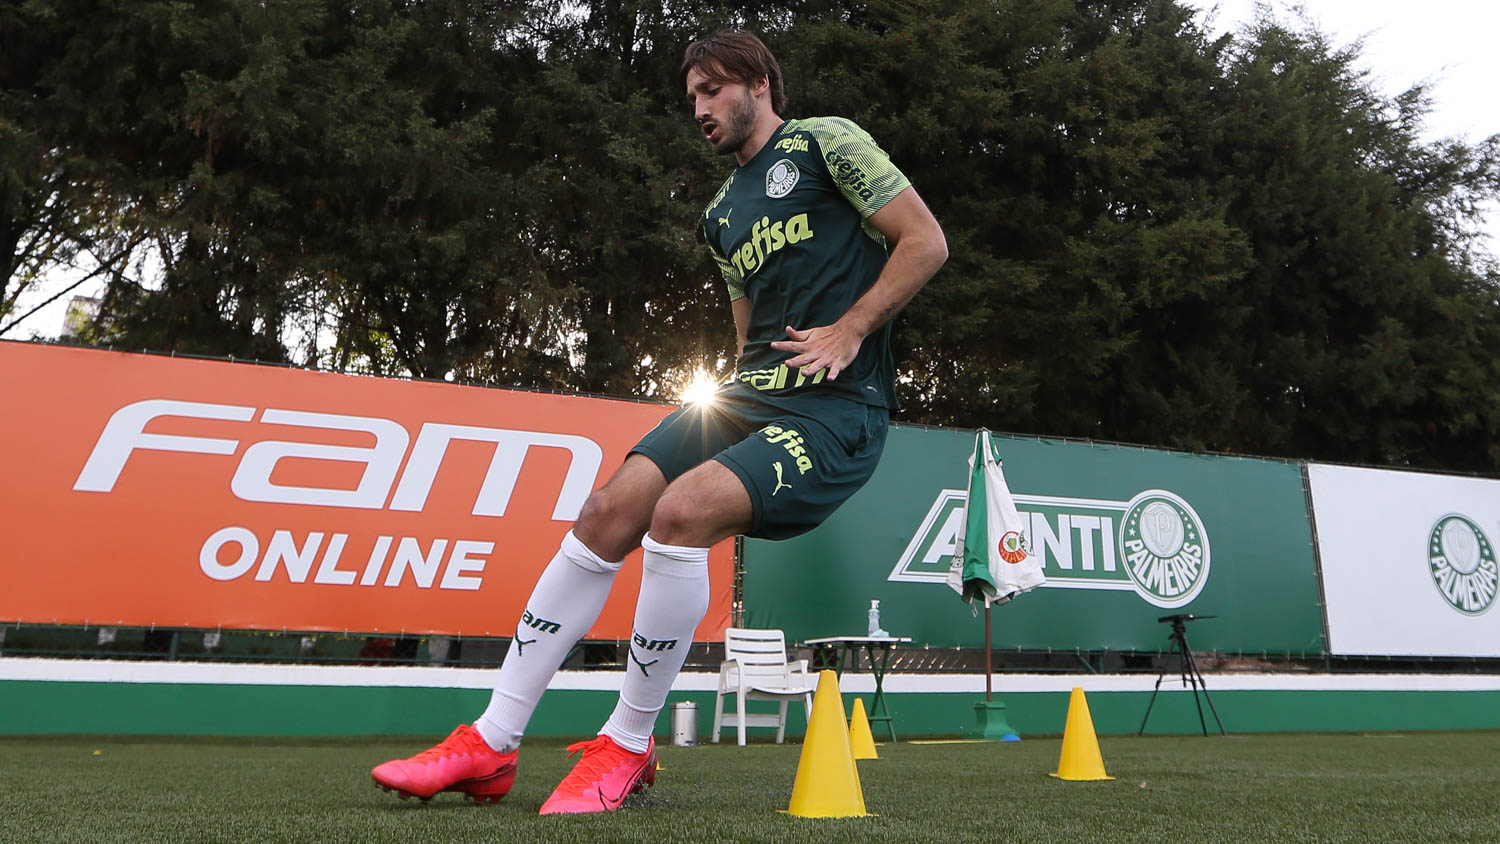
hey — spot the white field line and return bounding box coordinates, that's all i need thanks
[3,658,1499,694]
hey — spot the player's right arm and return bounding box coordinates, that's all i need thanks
[732,296,751,359]
[704,215,750,360]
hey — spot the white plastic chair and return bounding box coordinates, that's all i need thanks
[712,627,817,746]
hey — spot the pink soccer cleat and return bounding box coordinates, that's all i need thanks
[537,734,657,815]
[370,724,517,804]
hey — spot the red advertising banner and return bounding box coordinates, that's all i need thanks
[0,342,732,639]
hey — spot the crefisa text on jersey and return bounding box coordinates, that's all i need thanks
[729,212,814,276]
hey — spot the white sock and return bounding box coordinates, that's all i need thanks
[474,530,621,753]
[600,534,710,753]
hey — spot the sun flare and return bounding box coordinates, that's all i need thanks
[679,369,720,405]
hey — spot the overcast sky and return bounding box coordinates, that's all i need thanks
[1185,0,1500,142]
[1183,0,1500,256]
[7,1,1499,339]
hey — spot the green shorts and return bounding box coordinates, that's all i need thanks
[630,383,889,540]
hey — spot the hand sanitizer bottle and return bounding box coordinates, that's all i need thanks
[868,599,885,637]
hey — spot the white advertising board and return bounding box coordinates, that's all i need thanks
[1308,464,1500,656]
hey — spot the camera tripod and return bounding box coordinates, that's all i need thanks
[1138,613,1227,736]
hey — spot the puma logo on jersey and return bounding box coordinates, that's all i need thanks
[717,208,733,227]
[772,462,793,496]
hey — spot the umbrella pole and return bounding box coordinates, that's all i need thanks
[984,603,993,702]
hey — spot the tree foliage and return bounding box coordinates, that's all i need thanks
[4,0,1500,471]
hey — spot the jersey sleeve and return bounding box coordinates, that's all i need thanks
[701,174,746,301]
[803,117,911,218]
[712,245,746,301]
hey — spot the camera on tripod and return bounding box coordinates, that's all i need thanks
[1139,612,1226,736]
[1158,613,1216,624]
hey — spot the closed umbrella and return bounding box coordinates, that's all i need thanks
[947,430,1045,733]
[948,429,1045,606]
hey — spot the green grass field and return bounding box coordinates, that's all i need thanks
[4,732,1498,842]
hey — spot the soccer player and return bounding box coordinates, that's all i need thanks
[370,30,946,814]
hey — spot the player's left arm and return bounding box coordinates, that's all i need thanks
[771,186,947,379]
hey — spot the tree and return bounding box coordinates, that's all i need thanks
[1201,15,1500,468]
[461,0,795,397]
[779,0,1253,444]
[8,0,1500,472]
[778,0,1500,471]
[1,1,153,339]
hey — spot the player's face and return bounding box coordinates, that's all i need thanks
[686,67,758,156]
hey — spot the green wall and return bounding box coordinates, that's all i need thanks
[745,427,1324,654]
[7,681,1496,738]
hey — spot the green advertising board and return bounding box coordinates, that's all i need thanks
[743,426,1325,654]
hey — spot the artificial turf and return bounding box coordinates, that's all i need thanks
[3,731,1497,842]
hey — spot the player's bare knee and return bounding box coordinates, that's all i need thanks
[647,492,701,548]
[574,489,649,561]
[575,488,613,530]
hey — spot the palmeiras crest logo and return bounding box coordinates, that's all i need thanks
[1428,515,1499,615]
[1120,491,1210,608]
[766,159,799,198]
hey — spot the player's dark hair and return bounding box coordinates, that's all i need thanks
[680,30,787,115]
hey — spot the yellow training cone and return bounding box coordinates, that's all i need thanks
[849,697,879,760]
[785,670,870,817]
[1050,687,1114,781]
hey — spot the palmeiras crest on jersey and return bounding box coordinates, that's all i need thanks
[766,159,799,198]
[1428,515,1499,615]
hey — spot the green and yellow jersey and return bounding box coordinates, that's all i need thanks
[701,117,911,409]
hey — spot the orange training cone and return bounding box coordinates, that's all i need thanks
[1049,687,1113,781]
[849,697,879,760]
[785,670,870,817]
